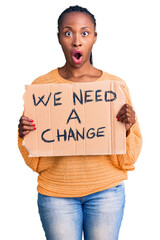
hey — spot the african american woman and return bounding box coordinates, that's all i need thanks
[18,5,142,240]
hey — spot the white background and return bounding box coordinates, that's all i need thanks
[1,0,160,239]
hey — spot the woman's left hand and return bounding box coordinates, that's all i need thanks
[116,104,136,132]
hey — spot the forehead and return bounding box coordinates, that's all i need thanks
[60,12,94,28]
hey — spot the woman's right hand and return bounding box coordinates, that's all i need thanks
[18,116,36,139]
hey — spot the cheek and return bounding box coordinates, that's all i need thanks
[83,37,95,51]
[60,40,70,53]
[59,35,71,47]
[83,36,94,44]
[84,39,94,52]
[60,38,69,47]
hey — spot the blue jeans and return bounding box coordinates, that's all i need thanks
[37,181,125,240]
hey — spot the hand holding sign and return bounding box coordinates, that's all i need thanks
[18,116,36,139]
[116,103,136,131]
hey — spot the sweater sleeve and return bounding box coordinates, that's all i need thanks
[18,130,40,172]
[110,80,143,171]
[17,77,42,173]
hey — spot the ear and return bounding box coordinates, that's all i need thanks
[93,32,97,44]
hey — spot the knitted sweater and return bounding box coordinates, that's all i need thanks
[18,67,142,197]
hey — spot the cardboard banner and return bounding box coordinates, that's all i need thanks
[22,80,126,157]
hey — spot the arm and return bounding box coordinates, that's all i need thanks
[111,81,143,171]
[17,114,40,173]
[17,78,41,173]
[18,133,40,173]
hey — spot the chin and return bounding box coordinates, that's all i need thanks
[67,60,84,68]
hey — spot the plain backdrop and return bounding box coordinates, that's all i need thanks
[1,0,160,239]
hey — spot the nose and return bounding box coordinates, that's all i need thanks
[72,33,82,47]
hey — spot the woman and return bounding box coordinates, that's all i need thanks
[18,5,142,240]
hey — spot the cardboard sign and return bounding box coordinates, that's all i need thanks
[22,80,126,157]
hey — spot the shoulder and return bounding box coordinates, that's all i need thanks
[103,70,125,82]
[102,70,128,89]
[31,68,58,85]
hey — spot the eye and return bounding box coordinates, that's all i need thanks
[65,31,73,37]
[82,31,89,36]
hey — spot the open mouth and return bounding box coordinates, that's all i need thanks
[74,52,82,59]
[72,50,83,64]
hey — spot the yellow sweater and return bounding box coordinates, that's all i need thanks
[18,67,142,197]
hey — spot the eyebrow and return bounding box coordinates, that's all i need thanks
[63,26,90,30]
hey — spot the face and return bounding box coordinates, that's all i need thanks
[58,12,97,67]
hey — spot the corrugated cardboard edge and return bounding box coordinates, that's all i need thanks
[117,81,126,154]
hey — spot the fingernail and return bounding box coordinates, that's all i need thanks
[33,127,36,130]
[117,118,120,121]
[32,124,36,127]
[30,119,34,122]
[116,114,119,118]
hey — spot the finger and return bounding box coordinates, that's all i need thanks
[117,103,135,119]
[123,104,133,110]
[23,130,30,137]
[119,111,133,121]
[117,107,132,118]
[120,104,133,113]
[19,130,30,139]
[19,116,34,123]
[21,125,36,131]
[120,116,135,124]
[20,119,35,127]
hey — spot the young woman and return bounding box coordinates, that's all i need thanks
[18,5,142,240]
